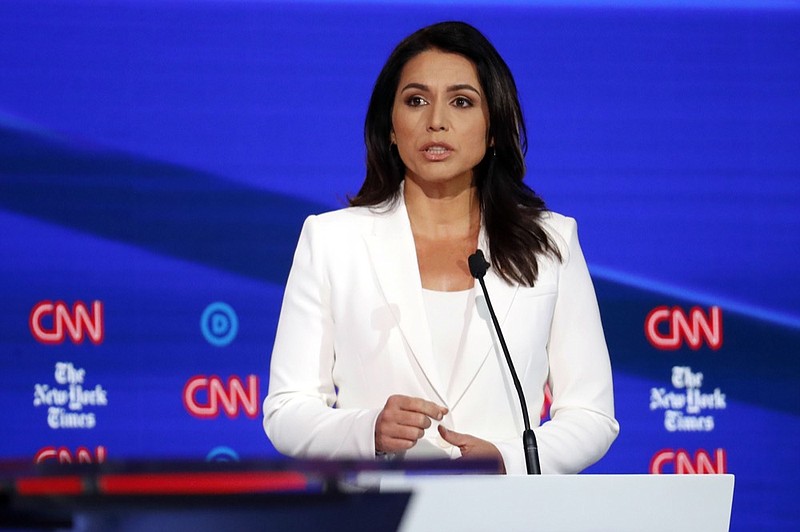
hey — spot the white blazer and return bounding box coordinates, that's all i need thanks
[263,198,619,474]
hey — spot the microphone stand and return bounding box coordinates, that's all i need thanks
[469,250,541,475]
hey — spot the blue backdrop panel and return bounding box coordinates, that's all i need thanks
[1,1,798,530]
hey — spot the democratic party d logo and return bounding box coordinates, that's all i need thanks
[200,302,238,347]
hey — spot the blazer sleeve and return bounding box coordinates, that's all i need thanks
[262,215,381,459]
[511,216,620,474]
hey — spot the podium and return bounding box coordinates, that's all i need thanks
[1,460,734,531]
[376,473,735,532]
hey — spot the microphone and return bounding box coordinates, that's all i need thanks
[468,249,541,475]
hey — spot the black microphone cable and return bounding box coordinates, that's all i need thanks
[468,249,541,475]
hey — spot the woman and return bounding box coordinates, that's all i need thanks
[263,21,619,475]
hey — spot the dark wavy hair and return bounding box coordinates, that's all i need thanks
[350,21,561,286]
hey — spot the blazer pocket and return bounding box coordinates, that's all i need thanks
[503,285,558,358]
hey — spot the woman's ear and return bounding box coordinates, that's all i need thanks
[390,130,396,145]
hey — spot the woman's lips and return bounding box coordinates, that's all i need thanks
[420,143,453,161]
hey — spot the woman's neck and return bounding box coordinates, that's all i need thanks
[403,178,481,240]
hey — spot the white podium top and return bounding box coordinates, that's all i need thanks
[375,474,734,532]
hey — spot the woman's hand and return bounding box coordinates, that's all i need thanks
[375,394,448,453]
[438,425,506,474]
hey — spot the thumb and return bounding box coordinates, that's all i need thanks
[438,424,467,447]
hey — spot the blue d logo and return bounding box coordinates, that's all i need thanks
[205,446,240,462]
[200,302,238,347]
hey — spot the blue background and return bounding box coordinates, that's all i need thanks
[1,1,798,529]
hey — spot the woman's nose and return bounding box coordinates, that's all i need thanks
[426,104,449,132]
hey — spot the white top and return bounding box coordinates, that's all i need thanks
[263,198,619,474]
[421,288,473,396]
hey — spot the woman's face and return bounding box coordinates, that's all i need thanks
[391,49,490,193]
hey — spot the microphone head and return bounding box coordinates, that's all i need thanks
[468,249,490,279]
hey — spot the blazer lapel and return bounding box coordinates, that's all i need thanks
[447,233,519,409]
[363,199,449,405]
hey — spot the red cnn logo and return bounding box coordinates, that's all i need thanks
[650,448,727,474]
[645,306,722,350]
[29,300,104,345]
[183,375,260,419]
[34,446,107,464]
[540,383,553,422]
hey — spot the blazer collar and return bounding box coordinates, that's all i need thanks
[363,189,518,408]
[448,230,519,410]
[364,197,446,403]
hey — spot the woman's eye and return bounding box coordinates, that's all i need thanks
[453,97,473,108]
[406,96,427,107]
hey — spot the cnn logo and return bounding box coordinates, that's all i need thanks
[650,448,727,474]
[183,375,260,419]
[645,306,722,350]
[29,300,104,345]
[34,446,107,464]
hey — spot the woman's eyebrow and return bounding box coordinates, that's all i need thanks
[447,83,481,95]
[399,82,481,95]
[399,82,429,93]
